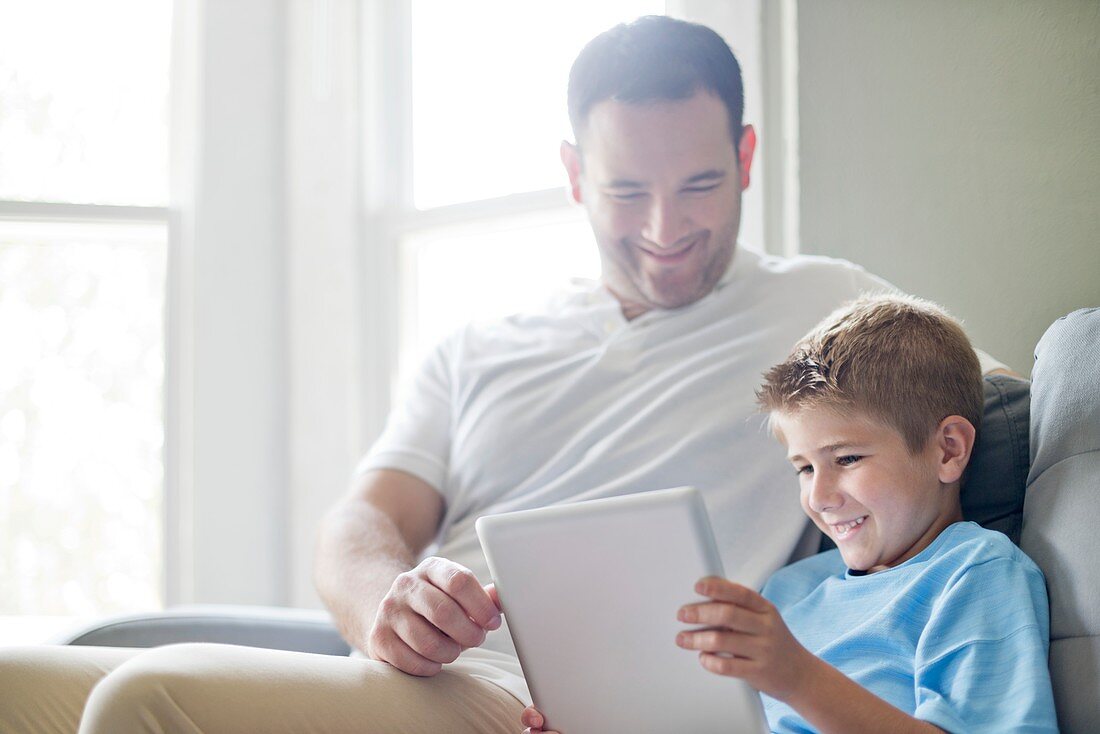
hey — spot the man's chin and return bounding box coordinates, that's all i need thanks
[640,279,716,311]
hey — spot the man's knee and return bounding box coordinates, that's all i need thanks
[0,645,134,734]
[77,643,525,734]
[80,643,219,733]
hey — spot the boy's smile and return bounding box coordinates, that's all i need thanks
[773,409,966,573]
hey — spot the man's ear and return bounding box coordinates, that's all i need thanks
[935,415,977,485]
[560,140,583,205]
[737,124,757,190]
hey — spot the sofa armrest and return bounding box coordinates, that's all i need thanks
[53,605,351,657]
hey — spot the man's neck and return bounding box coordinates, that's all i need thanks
[604,285,650,321]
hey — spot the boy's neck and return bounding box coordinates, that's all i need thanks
[867,499,964,574]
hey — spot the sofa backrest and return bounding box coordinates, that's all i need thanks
[1021,307,1100,734]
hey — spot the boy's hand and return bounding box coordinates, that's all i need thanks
[676,576,817,702]
[520,705,560,734]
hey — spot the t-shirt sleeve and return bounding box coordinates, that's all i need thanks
[843,262,1011,376]
[912,558,1058,733]
[845,260,901,297]
[353,334,456,493]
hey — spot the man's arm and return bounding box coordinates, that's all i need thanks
[974,347,1019,377]
[314,468,502,676]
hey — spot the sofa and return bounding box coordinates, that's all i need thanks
[58,308,1099,731]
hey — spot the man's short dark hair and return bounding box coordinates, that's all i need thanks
[567,15,745,148]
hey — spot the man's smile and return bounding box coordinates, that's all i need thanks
[637,236,702,265]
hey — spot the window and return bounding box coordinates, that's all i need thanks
[0,0,171,641]
[388,1,665,373]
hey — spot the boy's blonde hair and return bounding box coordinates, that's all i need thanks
[757,294,983,454]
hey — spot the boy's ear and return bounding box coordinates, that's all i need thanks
[935,415,977,485]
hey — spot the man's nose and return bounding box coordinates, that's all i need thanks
[641,196,689,249]
[807,473,843,514]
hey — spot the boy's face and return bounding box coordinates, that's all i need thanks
[773,408,965,573]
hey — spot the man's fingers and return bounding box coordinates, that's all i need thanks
[406,583,487,649]
[369,627,443,677]
[693,577,772,612]
[391,610,464,665]
[422,557,502,630]
[484,583,501,611]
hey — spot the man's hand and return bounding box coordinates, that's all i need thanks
[675,576,817,702]
[366,556,503,677]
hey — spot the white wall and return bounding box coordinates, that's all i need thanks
[169,0,289,606]
[284,0,369,608]
[796,0,1100,374]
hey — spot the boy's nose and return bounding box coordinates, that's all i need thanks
[808,475,844,514]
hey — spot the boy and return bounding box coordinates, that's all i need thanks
[522,294,1057,733]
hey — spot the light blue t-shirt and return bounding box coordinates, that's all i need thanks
[760,522,1057,733]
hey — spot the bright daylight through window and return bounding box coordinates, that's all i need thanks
[0,0,171,641]
[402,0,664,366]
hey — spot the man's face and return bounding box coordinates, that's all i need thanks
[773,408,960,574]
[562,91,756,318]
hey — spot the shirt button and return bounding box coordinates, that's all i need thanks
[603,319,618,334]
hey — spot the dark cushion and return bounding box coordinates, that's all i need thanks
[818,373,1031,552]
[963,374,1031,542]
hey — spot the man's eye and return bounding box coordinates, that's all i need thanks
[683,184,719,195]
[837,455,863,467]
[609,192,646,202]
[796,465,813,476]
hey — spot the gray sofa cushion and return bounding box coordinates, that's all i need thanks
[1021,307,1100,734]
[56,605,350,656]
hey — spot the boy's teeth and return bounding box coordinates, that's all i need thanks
[834,517,866,536]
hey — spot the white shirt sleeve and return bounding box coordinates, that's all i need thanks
[845,261,1012,375]
[354,334,456,494]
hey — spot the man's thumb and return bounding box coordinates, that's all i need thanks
[484,583,502,611]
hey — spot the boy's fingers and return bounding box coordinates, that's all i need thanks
[521,706,544,727]
[678,601,762,632]
[694,577,772,612]
[676,628,748,656]
[699,651,752,678]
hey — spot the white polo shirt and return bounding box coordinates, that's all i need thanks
[356,246,993,702]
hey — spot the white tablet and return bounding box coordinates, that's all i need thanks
[476,486,769,734]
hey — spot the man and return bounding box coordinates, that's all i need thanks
[0,15,1003,733]
[320,11,1003,728]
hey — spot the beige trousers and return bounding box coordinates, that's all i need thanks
[0,643,524,734]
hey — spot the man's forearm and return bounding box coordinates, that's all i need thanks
[314,497,417,652]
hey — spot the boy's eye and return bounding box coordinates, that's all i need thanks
[836,455,863,467]
[609,191,646,202]
[682,184,719,195]
[795,464,814,476]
